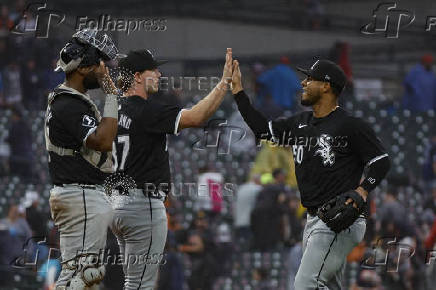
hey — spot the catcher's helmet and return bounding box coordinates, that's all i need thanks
[55,28,119,73]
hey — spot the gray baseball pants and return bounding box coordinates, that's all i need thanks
[49,184,113,289]
[110,189,167,290]
[294,213,366,290]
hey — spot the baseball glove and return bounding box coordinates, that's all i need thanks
[317,190,366,233]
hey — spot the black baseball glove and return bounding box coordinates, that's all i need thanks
[317,190,366,233]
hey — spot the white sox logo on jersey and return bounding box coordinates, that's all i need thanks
[314,134,335,166]
[82,115,96,127]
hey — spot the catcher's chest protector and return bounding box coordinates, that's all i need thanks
[44,84,114,173]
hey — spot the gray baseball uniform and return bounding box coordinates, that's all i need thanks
[49,185,113,289]
[45,86,115,289]
[110,86,183,288]
[110,189,167,289]
[294,214,366,289]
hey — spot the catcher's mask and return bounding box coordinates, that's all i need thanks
[55,28,119,73]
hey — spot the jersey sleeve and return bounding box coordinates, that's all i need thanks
[269,116,298,144]
[234,90,296,143]
[138,101,182,134]
[53,95,99,147]
[350,117,388,165]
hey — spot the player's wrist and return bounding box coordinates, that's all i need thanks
[103,94,118,119]
[216,79,229,91]
[355,187,368,202]
[231,84,243,95]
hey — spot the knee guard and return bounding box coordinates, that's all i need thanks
[65,255,106,289]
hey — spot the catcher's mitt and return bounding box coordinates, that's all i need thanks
[317,190,365,233]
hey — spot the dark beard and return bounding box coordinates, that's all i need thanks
[83,72,100,90]
[300,92,321,107]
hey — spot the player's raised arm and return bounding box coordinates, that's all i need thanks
[231,60,273,140]
[177,48,233,130]
[85,61,118,151]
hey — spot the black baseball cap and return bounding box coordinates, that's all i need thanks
[297,60,347,94]
[118,49,167,73]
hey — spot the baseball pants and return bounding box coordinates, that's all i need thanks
[294,213,366,290]
[111,189,168,290]
[49,184,113,289]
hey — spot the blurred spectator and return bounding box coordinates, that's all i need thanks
[6,107,33,180]
[423,136,436,189]
[38,258,61,290]
[377,186,409,237]
[234,174,262,248]
[329,41,353,83]
[2,60,23,106]
[21,58,43,110]
[9,0,26,23]
[178,211,216,290]
[282,194,303,247]
[0,68,4,107]
[0,37,8,70]
[352,267,383,290]
[43,58,65,93]
[250,143,298,188]
[0,204,32,257]
[0,221,17,287]
[425,218,436,251]
[402,54,436,111]
[195,166,223,219]
[214,220,233,276]
[252,267,270,290]
[251,168,290,251]
[24,190,47,238]
[304,0,325,29]
[256,56,302,111]
[0,5,13,32]
[423,182,436,215]
[251,62,266,99]
[258,94,284,120]
[157,231,184,290]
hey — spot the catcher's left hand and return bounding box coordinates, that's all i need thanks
[317,190,366,233]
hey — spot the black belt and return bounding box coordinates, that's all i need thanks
[54,183,100,189]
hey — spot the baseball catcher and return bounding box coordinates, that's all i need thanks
[45,28,119,289]
[231,58,390,289]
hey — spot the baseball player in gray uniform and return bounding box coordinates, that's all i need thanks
[109,48,234,289]
[45,29,119,289]
[231,59,390,289]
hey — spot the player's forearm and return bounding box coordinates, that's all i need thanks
[87,118,117,151]
[359,154,391,193]
[179,81,228,129]
[86,94,118,151]
[233,90,269,138]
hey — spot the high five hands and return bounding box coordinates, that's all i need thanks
[221,48,243,94]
